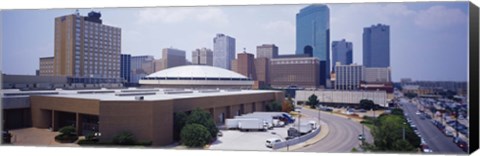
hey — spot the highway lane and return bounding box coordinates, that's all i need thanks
[401,101,465,154]
[296,108,373,152]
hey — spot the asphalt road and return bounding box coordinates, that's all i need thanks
[295,108,373,152]
[401,100,465,154]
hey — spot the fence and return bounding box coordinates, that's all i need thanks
[271,125,321,149]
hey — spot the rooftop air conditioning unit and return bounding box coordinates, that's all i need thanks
[135,96,144,100]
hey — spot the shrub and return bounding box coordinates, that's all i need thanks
[180,124,211,147]
[59,126,76,136]
[185,109,218,140]
[55,126,78,143]
[112,131,136,145]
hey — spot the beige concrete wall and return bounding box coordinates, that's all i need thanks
[30,96,100,129]
[98,100,174,146]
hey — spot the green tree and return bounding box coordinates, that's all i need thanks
[180,124,212,147]
[392,139,416,152]
[185,108,218,140]
[174,112,188,141]
[266,101,282,112]
[391,108,404,116]
[112,131,136,145]
[360,99,375,110]
[307,94,319,109]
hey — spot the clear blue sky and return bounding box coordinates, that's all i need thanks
[1,2,469,81]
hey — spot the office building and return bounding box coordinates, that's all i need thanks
[363,67,391,83]
[53,11,121,82]
[232,52,255,79]
[153,59,164,72]
[39,57,55,76]
[363,24,390,67]
[162,48,186,69]
[192,48,213,66]
[131,55,154,83]
[213,33,236,69]
[270,56,320,89]
[331,39,353,71]
[120,54,131,83]
[254,57,270,88]
[296,4,330,87]
[256,44,278,59]
[335,63,363,90]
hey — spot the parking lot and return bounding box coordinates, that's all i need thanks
[209,115,319,151]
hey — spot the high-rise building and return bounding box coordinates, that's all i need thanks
[162,48,186,69]
[254,57,270,87]
[335,63,364,90]
[153,59,164,72]
[232,52,255,79]
[270,56,320,89]
[192,48,213,66]
[213,33,236,69]
[256,44,278,59]
[120,54,131,83]
[131,55,154,83]
[53,11,121,81]
[332,39,353,71]
[363,67,391,83]
[296,4,330,87]
[39,57,55,76]
[363,24,390,67]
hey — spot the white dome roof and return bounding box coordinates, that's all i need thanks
[146,65,248,79]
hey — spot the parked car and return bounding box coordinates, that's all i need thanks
[265,138,281,148]
[358,134,365,141]
[453,137,468,152]
[421,144,433,153]
[444,130,454,137]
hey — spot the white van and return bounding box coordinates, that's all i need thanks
[265,138,281,148]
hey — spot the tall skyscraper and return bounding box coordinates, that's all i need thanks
[256,44,278,59]
[192,48,213,66]
[53,11,121,80]
[296,4,330,87]
[162,48,186,69]
[332,39,353,71]
[120,54,131,83]
[335,63,364,90]
[363,24,390,67]
[39,56,54,76]
[213,33,236,69]
[131,55,154,83]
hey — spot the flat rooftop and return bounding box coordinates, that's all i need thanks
[2,88,281,101]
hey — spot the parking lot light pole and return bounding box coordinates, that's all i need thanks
[271,132,288,151]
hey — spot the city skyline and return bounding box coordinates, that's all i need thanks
[1,2,469,81]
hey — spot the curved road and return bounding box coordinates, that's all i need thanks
[296,108,373,152]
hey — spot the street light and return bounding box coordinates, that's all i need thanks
[271,132,289,151]
[402,122,406,140]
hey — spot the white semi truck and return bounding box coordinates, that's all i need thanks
[225,118,268,131]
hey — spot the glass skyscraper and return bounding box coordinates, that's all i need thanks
[296,4,330,87]
[363,24,390,68]
[332,39,353,72]
[213,33,236,69]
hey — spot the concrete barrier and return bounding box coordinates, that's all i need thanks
[271,126,321,149]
